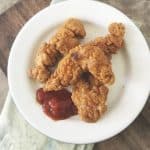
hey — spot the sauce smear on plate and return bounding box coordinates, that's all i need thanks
[36,88,77,120]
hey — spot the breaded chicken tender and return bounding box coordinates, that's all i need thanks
[29,18,86,82]
[28,43,59,82]
[44,45,114,91]
[44,47,82,90]
[72,73,108,122]
[89,23,125,58]
[71,23,125,122]
[78,45,115,84]
[50,18,86,54]
[44,49,82,90]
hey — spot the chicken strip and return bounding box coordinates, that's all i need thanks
[44,45,114,91]
[72,73,108,122]
[89,22,125,58]
[44,47,82,90]
[29,18,86,82]
[50,18,86,54]
[29,43,59,82]
[71,23,125,122]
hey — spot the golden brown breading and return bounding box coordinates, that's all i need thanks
[28,66,50,82]
[49,18,86,55]
[44,45,114,91]
[72,74,108,122]
[44,47,82,90]
[70,23,125,122]
[28,43,59,82]
[63,18,86,37]
[34,43,59,67]
[78,45,115,85]
[89,23,125,57]
[50,35,79,55]
[29,18,86,82]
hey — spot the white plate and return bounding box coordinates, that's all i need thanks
[8,0,150,144]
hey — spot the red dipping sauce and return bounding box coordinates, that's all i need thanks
[36,88,77,120]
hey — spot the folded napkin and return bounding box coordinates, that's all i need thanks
[0,93,94,150]
[0,0,94,150]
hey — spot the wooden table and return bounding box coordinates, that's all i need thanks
[0,0,149,149]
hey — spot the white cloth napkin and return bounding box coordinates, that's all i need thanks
[0,93,94,150]
[0,0,94,149]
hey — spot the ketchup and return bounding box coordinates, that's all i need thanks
[36,88,77,120]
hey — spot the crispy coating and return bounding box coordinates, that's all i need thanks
[71,23,124,122]
[72,23,125,122]
[44,47,82,90]
[50,18,86,54]
[72,74,108,122]
[28,43,58,82]
[50,35,79,55]
[89,23,125,57]
[29,18,86,82]
[28,66,50,82]
[78,45,115,85]
[44,45,114,91]
[71,23,125,122]
[63,18,86,37]
[34,43,58,67]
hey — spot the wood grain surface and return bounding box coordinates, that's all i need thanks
[0,0,149,149]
